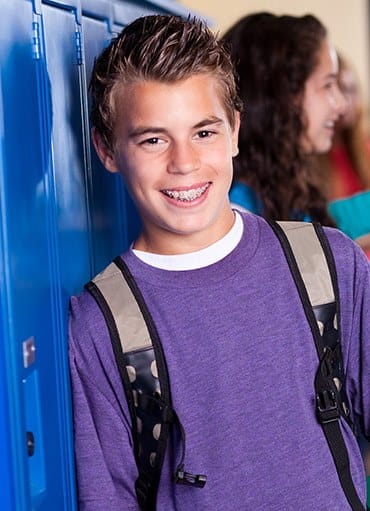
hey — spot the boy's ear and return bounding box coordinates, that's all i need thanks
[91,127,118,173]
[232,111,240,158]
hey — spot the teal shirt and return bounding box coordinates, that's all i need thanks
[328,190,370,240]
[229,181,262,214]
[229,181,311,221]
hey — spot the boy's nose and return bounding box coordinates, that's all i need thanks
[167,142,201,174]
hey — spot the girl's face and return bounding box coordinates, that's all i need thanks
[302,39,346,154]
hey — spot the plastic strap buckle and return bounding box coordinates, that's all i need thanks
[316,389,340,424]
[174,469,207,488]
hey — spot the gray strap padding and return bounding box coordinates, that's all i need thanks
[92,262,152,353]
[277,221,334,307]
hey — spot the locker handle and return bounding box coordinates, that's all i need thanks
[27,431,35,457]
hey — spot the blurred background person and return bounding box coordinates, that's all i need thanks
[318,55,370,259]
[318,53,370,200]
[222,12,346,225]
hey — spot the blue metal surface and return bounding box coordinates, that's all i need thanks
[0,152,13,511]
[43,2,94,295]
[0,4,47,509]
[81,4,130,273]
[0,0,77,509]
[113,0,155,27]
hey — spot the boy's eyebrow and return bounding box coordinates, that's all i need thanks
[128,116,224,139]
[193,116,224,129]
[129,127,167,138]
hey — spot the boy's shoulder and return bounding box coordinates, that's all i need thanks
[324,225,369,270]
[253,215,368,280]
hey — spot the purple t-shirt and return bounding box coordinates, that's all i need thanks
[69,212,370,510]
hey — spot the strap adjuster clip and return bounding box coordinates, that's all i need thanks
[316,390,340,424]
[174,469,207,488]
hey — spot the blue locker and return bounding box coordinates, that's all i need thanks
[112,0,194,30]
[0,0,77,509]
[41,0,94,295]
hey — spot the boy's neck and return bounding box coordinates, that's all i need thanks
[132,211,244,270]
[133,208,236,256]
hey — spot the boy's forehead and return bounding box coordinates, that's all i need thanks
[116,73,218,93]
[113,74,228,117]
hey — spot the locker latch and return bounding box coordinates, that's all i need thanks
[27,431,35,457]
[22,337,36,368]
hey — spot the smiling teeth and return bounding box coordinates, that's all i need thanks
[163,183,210,202]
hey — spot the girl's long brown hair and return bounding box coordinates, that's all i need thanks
[222,12,335,225]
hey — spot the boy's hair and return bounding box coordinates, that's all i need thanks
[89,15,242,150]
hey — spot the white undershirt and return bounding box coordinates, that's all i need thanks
[132,211,244,271]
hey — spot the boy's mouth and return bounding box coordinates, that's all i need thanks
[161,182,210,202]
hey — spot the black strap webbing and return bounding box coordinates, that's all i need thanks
[269,220,365,511]
[86,257,172,510]
[86,256,206,510]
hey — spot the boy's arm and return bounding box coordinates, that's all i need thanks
[69,298,140,511]
[342,241,370,439]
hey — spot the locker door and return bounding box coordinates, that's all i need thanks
[111,0,192,36]
[81,0,141,274]
[112,0,194,26]
[0,0,77,509]
[42,0,93,294]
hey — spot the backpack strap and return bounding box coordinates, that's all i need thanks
[85,256,206,511]
[269,220,365,511]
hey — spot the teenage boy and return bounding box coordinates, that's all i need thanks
[69,15,370,511]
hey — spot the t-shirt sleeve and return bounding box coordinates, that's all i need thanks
[68,294,140,511]
[328,228,370,439]
[344,245,370,439]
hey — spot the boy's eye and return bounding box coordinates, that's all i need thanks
[143,137,160,145]
[136,136,167,152]
[196,130,213,139]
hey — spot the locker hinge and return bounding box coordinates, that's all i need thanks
[32,21,41,60]
[75,29,83,65]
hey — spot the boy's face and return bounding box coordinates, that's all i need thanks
[95,73,239,254]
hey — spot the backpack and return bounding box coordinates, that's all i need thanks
[85,221,365,511]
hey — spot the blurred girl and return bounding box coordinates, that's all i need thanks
[319,54,370,200]
[222,12,346,224]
